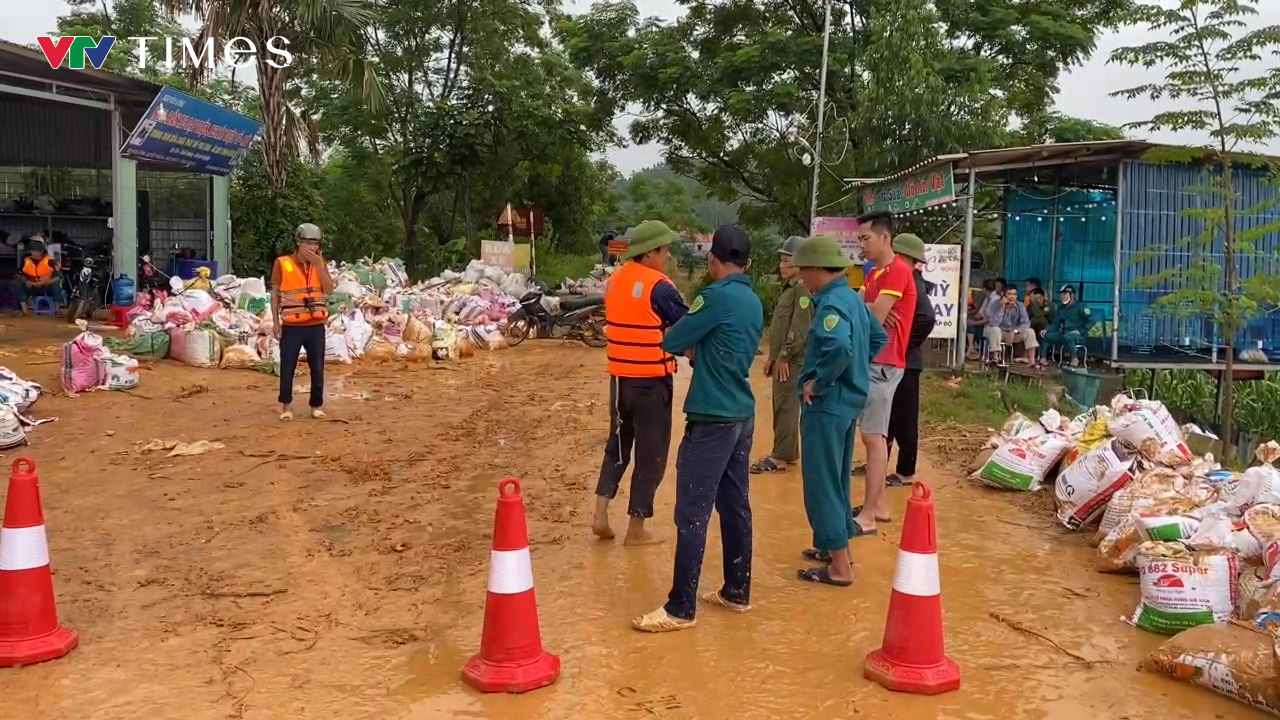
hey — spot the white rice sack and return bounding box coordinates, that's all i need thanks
[1107,400,1191,462]
[342,310,374,358]
[462,259,485,283]
[169,326,220,368]
[325,332,352,364]
[1128,543,1240,635]
[0,366,42,414]
[977,433,1071,491]
[1141,624,1280,715]
[104,353,139,390]
[1054,438,1137,530]
[0,406,27,449]
[176,288,219,318]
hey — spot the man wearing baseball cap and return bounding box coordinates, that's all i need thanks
[791,235,886,586]
[272,223,335,420]
[751,235,812,475]
[632,225,763,632]
[885,234,935,487]
[594,220,689,545]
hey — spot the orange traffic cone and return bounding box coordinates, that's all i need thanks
[461,478,560,693]
[864,482,960,695]
[0,458,78,667]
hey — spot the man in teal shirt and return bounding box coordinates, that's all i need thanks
[631,226,764,633]
[792,236,886,587]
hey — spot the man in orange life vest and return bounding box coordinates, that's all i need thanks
[593,220,689,545]
[16,238,63,315]
[271,223,335,421]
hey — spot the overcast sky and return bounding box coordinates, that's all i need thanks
[7,0,1279,175]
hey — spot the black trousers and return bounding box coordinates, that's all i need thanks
[886,368,922,477]
[594,376,673,518]
[278,323,326,407]
[665,418,754,620]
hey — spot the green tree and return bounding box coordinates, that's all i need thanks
[1109,0,1280,447]
[160,0,383,190]
[557,0,1131,234]
[308,0,615,273]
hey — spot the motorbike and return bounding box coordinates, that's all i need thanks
[505,285,606,347]
[65,250,112,323]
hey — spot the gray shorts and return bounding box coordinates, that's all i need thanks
[861,364,904,436]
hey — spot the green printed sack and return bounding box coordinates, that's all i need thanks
[1128,543,1239,635]
[977,433,1071,491]
[106,330,171,360]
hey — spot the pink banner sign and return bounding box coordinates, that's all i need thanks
[809,216,864,263]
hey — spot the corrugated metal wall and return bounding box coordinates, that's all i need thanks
[1119,159,1280,352]
[0,96,112,168]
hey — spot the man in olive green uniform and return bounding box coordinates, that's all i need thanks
[751,236,812,474]
[1041,284,1094,366]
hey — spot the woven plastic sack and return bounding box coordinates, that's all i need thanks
[1055,438,1136,530]
[976,433,1071,491]
[1128,542,1239,635]
[61,321,107,394]
[104,354,139,390]
[169,326,221,368]
[1141,623,1280,715]
[0,406,27,449]
[107,331,171,361]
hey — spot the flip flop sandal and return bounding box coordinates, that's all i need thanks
[750,458,785,474]
[796,566,853,587]
[851,463,866,475]
[631,607,697,633]
[849,523,878,539]
[699,590,751,613]
[851,505,892,523]
[801,548,832,563]
[885,474,910,487]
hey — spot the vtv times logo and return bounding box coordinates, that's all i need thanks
[36,36,293,71]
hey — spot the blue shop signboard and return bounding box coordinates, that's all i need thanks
[120,86,262,175]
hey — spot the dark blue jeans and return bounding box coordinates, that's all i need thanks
[664,417,754,620]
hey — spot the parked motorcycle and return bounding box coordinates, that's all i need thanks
[65,252,111,323]
[505,287,606,347]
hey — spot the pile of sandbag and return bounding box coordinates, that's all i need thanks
[974,390,1280,712]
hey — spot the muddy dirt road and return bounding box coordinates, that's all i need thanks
[0,318,1262,719]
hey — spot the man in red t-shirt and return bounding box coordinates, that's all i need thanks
[854,211,916,536]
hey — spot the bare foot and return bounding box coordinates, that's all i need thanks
[623,528,665,546]
[591,516,615,540]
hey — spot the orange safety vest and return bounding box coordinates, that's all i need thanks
[21,256,55,282]
[604,261,677,378]
[276,255,329,325]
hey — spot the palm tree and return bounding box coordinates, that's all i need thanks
[160,0,382,190]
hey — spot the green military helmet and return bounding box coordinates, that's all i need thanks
[779,235,805,256]
[891,233,926,263]
[623,220,681,260]
[791,235,851,269]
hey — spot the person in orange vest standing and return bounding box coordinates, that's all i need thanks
[16,238,63,315]
[593,220,689,545]
[271,223,335,421]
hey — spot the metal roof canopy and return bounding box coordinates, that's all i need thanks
[843,139,1280,190]
[842,139,1280,372]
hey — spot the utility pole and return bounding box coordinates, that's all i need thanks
[808,0,833,225]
